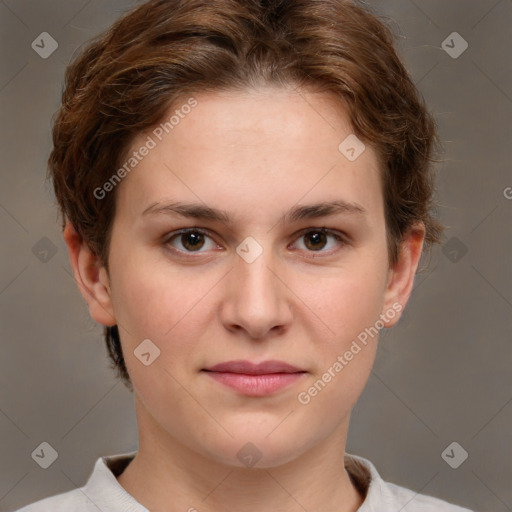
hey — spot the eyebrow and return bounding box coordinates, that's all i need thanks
[141,199,367,224]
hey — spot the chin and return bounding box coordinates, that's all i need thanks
[202,426,317,470]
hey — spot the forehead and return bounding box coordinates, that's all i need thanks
[114,87,384,225]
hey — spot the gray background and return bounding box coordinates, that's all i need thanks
[1,1,511,511]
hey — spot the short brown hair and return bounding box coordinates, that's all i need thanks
[49,0,444,387]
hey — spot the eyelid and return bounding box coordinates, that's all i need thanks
[163,227,215,241]
[292,226,346,241]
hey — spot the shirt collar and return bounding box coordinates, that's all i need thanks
[83,451,388,511]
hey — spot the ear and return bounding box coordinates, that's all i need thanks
[381,222,425,328]
[63,222,116,326]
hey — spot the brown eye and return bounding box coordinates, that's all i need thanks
[293,228,346,254]
[180,232,205,251]
[303,231,328,251]
[165,229,217,253]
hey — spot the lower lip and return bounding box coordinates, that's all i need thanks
[203,371,305,396]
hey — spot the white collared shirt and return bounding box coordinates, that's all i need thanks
[16,452,474,512]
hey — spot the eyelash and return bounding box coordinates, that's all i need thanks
[162,227,348,257]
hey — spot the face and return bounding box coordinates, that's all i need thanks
[81,86,418,468]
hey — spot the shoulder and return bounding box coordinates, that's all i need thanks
[14,488,94,512]
[383,480,474,511]
[13,452,140,512]
[345,453,475,512]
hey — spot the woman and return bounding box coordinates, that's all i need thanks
[18,1,473,510]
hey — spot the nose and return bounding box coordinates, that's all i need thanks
[220,244,293,339]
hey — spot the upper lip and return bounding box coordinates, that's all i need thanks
[203,360,305,375]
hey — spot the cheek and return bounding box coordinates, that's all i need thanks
[296,259,388,342]
[291,257,386,399]
[107,245,222,366]
[294,276,382,420]
[111,265,216,403]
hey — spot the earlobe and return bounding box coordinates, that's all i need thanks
[63,222,116,326]
[381,223,425,328]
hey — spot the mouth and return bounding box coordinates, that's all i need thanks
[203,359,305,374]
[201,360,307,396]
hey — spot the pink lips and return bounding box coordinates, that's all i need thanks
[202,360,306,396]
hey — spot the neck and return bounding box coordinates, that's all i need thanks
[117,399,364,512]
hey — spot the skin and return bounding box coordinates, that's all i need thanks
[64,86,424,512]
